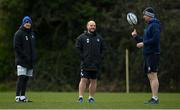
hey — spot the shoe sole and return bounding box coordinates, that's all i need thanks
[144,101,159,104]
[15,100,32,103]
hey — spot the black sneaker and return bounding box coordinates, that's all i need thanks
[144,98,159,104]
[78,97,83,103]
[88,98,95,103]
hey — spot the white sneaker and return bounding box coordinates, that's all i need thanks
[20,96,32,102]
[15,96,20,102]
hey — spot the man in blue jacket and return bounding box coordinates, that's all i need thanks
[13,16,36,102]
[131,7,161,104]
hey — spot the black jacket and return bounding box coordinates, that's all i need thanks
[13,27,36,69]
[75,31,106,71]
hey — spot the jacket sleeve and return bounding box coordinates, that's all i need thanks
[144,24,160,46]
[75,36,83,60]
[134,35,143,43]
[13,32,27,59]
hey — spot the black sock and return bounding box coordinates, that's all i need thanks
[16,75,25,96]
[16,77,21,96]
[21,76,29,96]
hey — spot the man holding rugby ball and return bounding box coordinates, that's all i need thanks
[131,7,161,104]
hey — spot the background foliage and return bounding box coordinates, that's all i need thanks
[0,0,179,92]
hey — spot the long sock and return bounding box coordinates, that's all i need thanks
[16,77,21,96]
[21,76,29,96]
[16,75,25,96]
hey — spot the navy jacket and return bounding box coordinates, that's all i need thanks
[134,18,161,55]
[75,31,106,71]
[13,27,36,69]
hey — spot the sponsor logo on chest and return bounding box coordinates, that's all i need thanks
[97,38,100,42]
[86,38,90,43]
[86,38,100,43]
[25,36,28,40]
[25,35,34,40]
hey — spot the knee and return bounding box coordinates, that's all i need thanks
[90,79,97,85]
[148,73,158,80]
[80,78,88,84]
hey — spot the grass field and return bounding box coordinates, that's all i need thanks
[0,92,180,109]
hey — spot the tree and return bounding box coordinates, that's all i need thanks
[0,0,179,92]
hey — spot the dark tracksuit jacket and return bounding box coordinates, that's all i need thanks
[75,31,106,71]
[13,27,36,69]
[134,18,161,56]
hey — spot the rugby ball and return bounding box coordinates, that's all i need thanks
[127,12,138,25]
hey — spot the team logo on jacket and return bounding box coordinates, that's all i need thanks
[148,66,151,72]
[86,38,89,43]
[25,36,28,40]
[97,38,100,42]
[80,69,84,76]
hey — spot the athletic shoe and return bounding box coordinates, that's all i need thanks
[20,98,32,102]
[19,96,32,103]
[15,97,20,103]
[88,97,95,103]
[144,98,159,104]
[78,97,83,103]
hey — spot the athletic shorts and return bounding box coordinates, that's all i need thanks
[144,54,159,74]
[80,69,97,79]
[17,65,33,77]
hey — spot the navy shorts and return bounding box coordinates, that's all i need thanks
[144,54,159,74]
[80,69,97,79]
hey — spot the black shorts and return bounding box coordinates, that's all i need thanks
[80,69,97,79]
[144,54,159,74]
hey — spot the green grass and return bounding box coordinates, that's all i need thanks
[0,92,180,109]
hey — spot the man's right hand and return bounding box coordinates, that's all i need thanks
[131,29,137,37]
